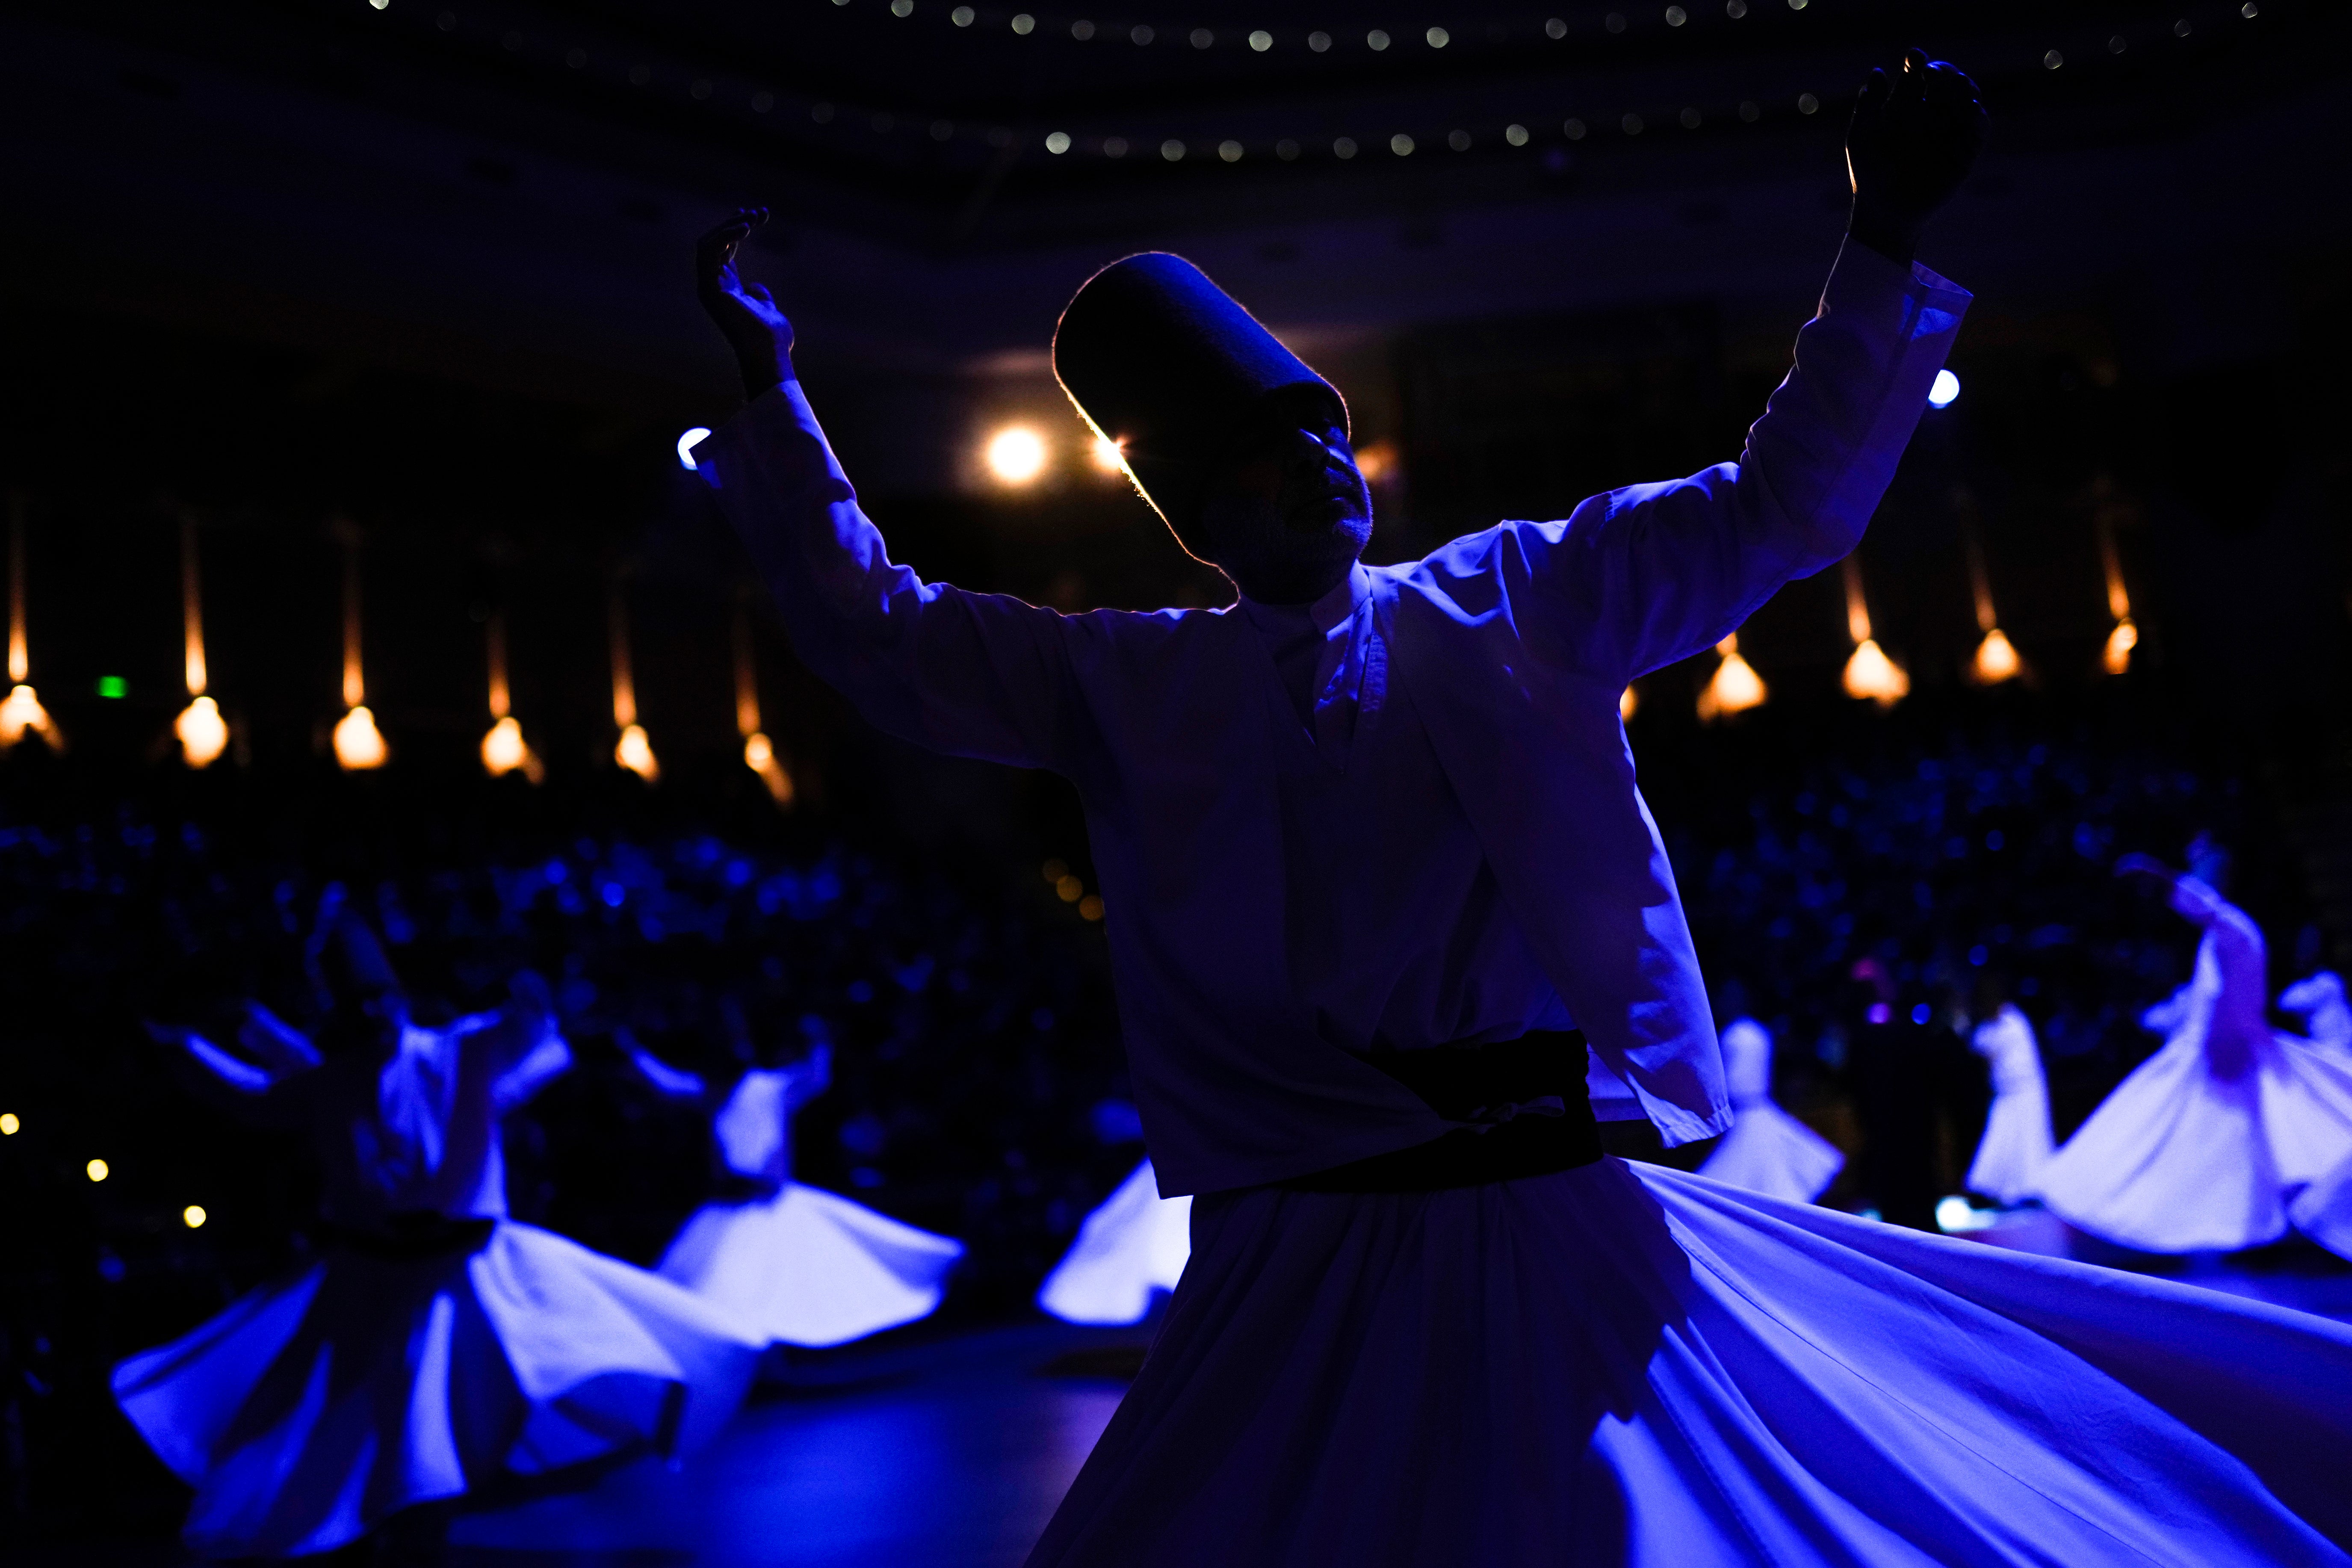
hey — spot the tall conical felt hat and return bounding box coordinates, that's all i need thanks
[1052,253,1345,539]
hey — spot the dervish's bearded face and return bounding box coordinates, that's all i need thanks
[1192,388,1373,606]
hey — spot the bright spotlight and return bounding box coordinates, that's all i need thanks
[1928,369,1961,408]
[87,1158,109,1183]
[183,1205,208,1229]
[1089,435,1126,474]
[985,426,1049,484]
[0,1113,18,1135]
[677,427,712,470]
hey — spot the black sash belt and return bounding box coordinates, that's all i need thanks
[1280,1028,1604,1193]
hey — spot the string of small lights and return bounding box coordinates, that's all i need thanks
[824,0,1815,53]
[352,0,2272,171]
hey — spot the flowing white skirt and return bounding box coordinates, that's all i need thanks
[112,1221,759,1559]
[1025,1157,2352,1567]
[2290,1155,2352,1262]
[1965,1079,2054,1207]
[1039,1160,1195,1326]
[657,1182,964,1348]
[2036,1029,2352,1252]
[1697,1101,1844,1205]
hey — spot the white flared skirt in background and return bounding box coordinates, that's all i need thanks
[1696,1101,1843,1205]
[1039,1160,1194,1326]
[657,1181,963,1348]
[2291,1155,2352,1263]
[112,1221,759,1559]
[2036,1030,2352,1252]
[1965,1079,2053,1207]
[1026,1157,2352,1568]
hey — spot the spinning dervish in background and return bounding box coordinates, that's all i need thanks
[116,895,757,1560]
[1695,1017,1843,1203]
[1036,1159,1193,1326]
[2283,969,2352,1054]
[618,1012,965,1349]
[1962,997,2053,1207]
[691,49,2352,1565]
[2036,854,2352,1255]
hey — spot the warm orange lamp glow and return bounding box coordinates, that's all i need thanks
[176,518,226,766]
[1618,684,1639,721]
[1,500,62,754]
[2094,482,2138,674]
[479,612,543,783]
[610,582,658,783]
[1959,501,2022,686]
[332,705,387,770]
[2103,617,2139,675]
[1696,634,1767,720]
[1840,556,1908,707]
[1971,627,2021,685]
[330,524,384,769]
[176,697,229,769]
[734,599,792,806]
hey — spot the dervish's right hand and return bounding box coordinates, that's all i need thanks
[1845,49,1987,266]
[696,207,794,400]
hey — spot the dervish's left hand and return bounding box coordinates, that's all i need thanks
[1846,48,1988,266]
[696,207,795,400]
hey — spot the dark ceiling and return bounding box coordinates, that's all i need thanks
[3,0,2346,405]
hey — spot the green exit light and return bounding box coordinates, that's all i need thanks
[95,676,128,699]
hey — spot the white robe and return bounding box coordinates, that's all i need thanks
[1697,1019,1842,1203]
[2038,880,2352,1252]
[656,1066,965,1348]
[1037,1160,1194,1326]
[114,1010,756,1559]
[1964,1004,2053,1206]
[699,243,2352,1563]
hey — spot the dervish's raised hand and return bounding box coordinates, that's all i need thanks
[696,206,794,399]
[1845,49,1988,266]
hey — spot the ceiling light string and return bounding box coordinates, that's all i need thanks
[376,0,2277,174]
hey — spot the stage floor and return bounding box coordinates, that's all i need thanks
[443,1319,1137,1568]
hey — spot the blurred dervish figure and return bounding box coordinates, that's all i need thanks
[115,893,757,1560]
[1037,1160,1194,1325]
[2283,971,2352,1261]
[1962,999,2054,1207]
[618,1010,965,1348]
[2282,969,2352,1054]
[2036,855,2352,1254]
[691,50,2352,1566]
[1696,1018,1842,1203]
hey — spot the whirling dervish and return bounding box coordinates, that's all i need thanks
[1962,999,2053,1207]
[1696,1017,1843,1203]
[621,1008,965,1349]
[690,49,2352,1562]
[2282,970,2352,1054]
[1037,1160,1194,1326]
[114,891,758,1560]
[2036,854,2352,1253]
[2284,971,2352,1262]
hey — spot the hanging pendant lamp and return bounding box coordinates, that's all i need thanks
[1840,555,1909,707]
